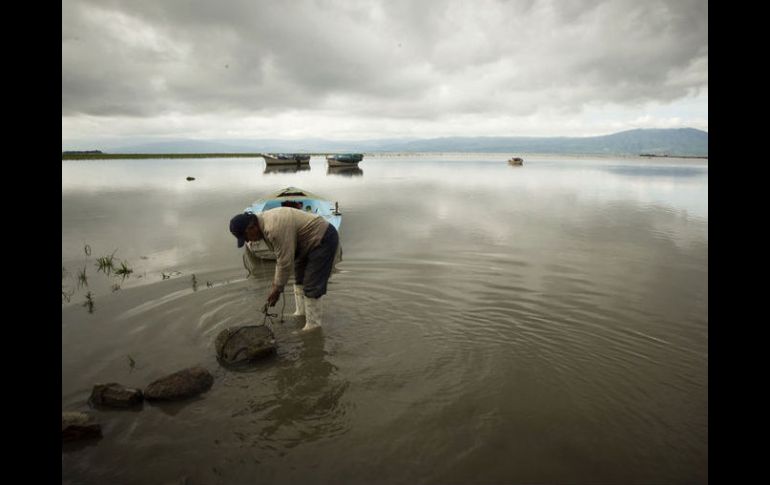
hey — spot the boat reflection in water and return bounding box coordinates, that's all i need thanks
[327,166,363,177]
[264,164,311,174]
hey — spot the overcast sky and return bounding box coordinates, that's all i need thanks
[62,0,707,146]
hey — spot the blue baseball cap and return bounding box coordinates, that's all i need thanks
[229,213,255,248]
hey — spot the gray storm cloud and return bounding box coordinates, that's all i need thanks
[62,0,707,133]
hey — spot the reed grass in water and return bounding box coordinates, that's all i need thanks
[96,250,118,275]
[115,261,134,280]
[83,291,94,313]
[77,266,88,289]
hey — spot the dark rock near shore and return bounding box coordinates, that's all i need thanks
[62,412,102,442]
[144,366,214,401]
[215,325,276,365]
[89,382,144,408]
[186,176,195,181]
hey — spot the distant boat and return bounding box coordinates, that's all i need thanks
[261,153,311,166]
[241,186,341,261]
[507,157,524,166]
[326,153,364,167]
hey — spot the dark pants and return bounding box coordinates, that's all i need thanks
[294,224,339,299]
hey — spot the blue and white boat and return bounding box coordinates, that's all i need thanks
[326,153,364,167]
[241,187,342,263]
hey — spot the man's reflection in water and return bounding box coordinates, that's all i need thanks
[255,331,350,448]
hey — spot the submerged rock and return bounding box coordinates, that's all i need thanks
[215,325,277,365]
[62,412,102,442]
[89,382,143,408]
[144,366,214,401]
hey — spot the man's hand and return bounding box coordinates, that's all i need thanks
[266,285,282,307]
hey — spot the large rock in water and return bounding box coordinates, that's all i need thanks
[144,366,214,401]
[89,383,143,408]
[215,325,276,365]
[62,412,102,442]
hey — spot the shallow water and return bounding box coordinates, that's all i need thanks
[62,154,708,484]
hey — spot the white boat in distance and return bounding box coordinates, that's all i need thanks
[261,153,311,166]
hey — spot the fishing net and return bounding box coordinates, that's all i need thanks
[215,325,276,366]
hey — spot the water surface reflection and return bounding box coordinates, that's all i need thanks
[62,154,707,484]
[264,164,311,174]
[327,166,364,177]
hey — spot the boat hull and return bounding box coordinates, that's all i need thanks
[262,154,311,166]
[326,153,364,167]
[326,158,360,167]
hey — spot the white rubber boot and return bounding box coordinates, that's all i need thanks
[302,297,323,331]
[292,284,305,316]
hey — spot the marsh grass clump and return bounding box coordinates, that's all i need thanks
[96,250,118,275]
[77,266,88,289]
[115,261,134,280]
[83,291,94,313]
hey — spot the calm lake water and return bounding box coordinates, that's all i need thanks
[62,154,708,484]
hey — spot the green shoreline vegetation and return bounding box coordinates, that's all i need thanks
[62,151,707,160]
[62,152,270,160]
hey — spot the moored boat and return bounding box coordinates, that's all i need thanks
[326,153,364,167]
[241,186,342,262]
[261,153,311,166]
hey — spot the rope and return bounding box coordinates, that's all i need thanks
[260,291,286,332]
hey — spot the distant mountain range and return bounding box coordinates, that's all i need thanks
[67,128,708,157]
